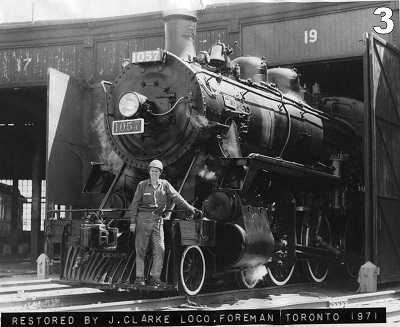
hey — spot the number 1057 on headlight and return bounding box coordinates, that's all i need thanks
[112,118,144,135]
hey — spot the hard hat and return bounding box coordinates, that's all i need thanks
[149,159,163,172]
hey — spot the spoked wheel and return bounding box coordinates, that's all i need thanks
[263,189,296,286]
[263,232,296,286]
[300,213,332,283]
[264,259,296,286]
[342,214,364,278]
[180,245,205,295]
[235,267,259,289]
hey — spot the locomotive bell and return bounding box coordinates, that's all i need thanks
[209,43,225,67]
[164,13,197,60]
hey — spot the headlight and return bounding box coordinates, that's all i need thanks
[118,92,147,117]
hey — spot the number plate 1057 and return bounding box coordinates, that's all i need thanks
[112,118,144,135]
[132,50,162,63]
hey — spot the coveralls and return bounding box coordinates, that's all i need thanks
[129,178,195,279]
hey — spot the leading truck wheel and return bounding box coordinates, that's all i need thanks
[180,245,205,295]
[300,213,332,283]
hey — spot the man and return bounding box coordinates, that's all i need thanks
[129,159,200,286]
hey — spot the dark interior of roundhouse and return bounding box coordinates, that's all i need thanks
[0,87,47,263]
[291,58,364,102]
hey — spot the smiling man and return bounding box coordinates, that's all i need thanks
[129,159,199,286]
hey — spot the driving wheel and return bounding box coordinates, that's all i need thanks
[300,213,332,283]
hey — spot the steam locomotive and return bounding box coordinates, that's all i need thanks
[46,13,365,295]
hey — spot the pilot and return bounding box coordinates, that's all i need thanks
[129,159,200,286]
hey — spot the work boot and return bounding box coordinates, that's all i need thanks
[134,277,146,286]
[148,276,166,286]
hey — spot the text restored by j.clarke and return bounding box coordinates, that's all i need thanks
[1,308,386,326]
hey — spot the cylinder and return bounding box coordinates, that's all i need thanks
[204,191,241,222]
[164,13,197,60]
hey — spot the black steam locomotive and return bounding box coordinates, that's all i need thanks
[47,13,365,295]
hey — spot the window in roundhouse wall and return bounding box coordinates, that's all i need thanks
[0,179,46,231]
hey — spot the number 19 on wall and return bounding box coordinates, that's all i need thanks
[305,29,318,43]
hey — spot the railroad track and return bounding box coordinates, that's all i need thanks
[1,278,399,323]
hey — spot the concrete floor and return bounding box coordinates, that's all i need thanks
[0,258,59,282]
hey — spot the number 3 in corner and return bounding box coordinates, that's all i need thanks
[373,7,394,35]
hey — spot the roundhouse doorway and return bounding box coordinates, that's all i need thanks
[0,86,47,263]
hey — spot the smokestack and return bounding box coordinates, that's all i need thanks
[163,13,197,60]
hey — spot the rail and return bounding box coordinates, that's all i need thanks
[1,278,399,324]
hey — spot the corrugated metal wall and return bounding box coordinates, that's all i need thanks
[242,7,392,64]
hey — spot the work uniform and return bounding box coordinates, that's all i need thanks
[130,178,195,280]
